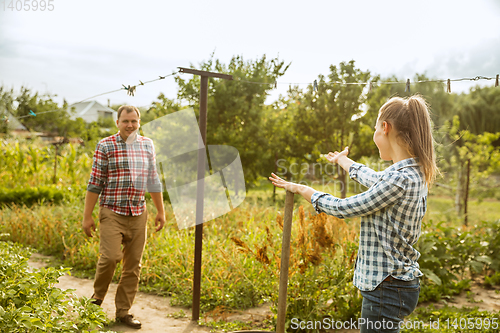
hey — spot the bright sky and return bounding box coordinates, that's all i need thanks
[1,0,499,109]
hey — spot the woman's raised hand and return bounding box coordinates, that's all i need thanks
[325,146,349,164]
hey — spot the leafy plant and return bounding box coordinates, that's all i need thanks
[0,241,111,332]
[416,220,496,302]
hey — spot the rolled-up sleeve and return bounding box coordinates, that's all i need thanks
[147,142,163,193]
[349,162,385,189]
[311,171,407,219]
[87,142,108,194]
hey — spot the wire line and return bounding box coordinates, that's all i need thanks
[11,71,498,119]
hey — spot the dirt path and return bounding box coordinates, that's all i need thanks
[29,253,500,333]
[29,253,214,333]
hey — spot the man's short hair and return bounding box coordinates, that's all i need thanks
[117,105,141,120]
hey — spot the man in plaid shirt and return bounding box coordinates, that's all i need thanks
[82,105,165,329]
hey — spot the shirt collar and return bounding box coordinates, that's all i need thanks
[386,157,420,172]
[116,131,142,144]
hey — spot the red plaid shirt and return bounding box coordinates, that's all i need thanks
[87,132,162,216]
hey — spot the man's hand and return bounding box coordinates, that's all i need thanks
[150,192,166,232]
[82,216,96,237]
[155,212,166,232]
[82,191,99,237]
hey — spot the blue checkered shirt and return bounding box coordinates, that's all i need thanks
[311,158,427,291]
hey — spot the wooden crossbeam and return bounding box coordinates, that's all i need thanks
[178,67,233,80]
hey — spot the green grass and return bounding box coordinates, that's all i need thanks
[252,176,500,225]
[426,195,500,225]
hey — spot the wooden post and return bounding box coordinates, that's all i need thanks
[464,159,471,226]
[53,144,58,184]
[192,75,208,322]
[276,190,294,333]
[52,141,63,184]
[177,67,233,322]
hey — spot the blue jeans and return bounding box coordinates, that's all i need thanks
[360,277,420,333]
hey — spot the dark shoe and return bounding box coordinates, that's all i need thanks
[117,314,142,329]
[90,294,102,306]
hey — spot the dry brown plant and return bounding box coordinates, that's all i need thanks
[256,245,271,265]
[276,214,283,231]
[230,236,252,254]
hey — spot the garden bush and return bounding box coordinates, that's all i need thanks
[416,220,499,302]
[0,240,110,332]
[0,186,66,207]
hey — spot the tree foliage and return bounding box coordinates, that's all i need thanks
[175,54,290,187]
[287,61,371,197]
[437,115,500,218]
[454,86,500,136]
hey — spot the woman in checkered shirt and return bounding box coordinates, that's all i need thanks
[270,95,438,333]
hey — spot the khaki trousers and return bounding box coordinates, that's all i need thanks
[94,206,147,317]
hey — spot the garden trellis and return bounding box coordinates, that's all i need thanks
[175,67,233,321]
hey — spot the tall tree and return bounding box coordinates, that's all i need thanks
[454,86,500,136]
[435,86,500,218]
[141,93,183,125]
[293,60,371,198]
[175,54,289,188]
[0,87,16,134]
[437,116,500,221]
[260,93,301,201]
[14,87,86,139]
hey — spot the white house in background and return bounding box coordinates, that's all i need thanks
[67,101,117,123]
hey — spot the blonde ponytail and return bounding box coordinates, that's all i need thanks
[379,95,438,185]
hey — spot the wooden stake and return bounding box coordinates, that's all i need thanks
[276,190,294,333]
[53,144,58,184]
[464,159,471,226]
